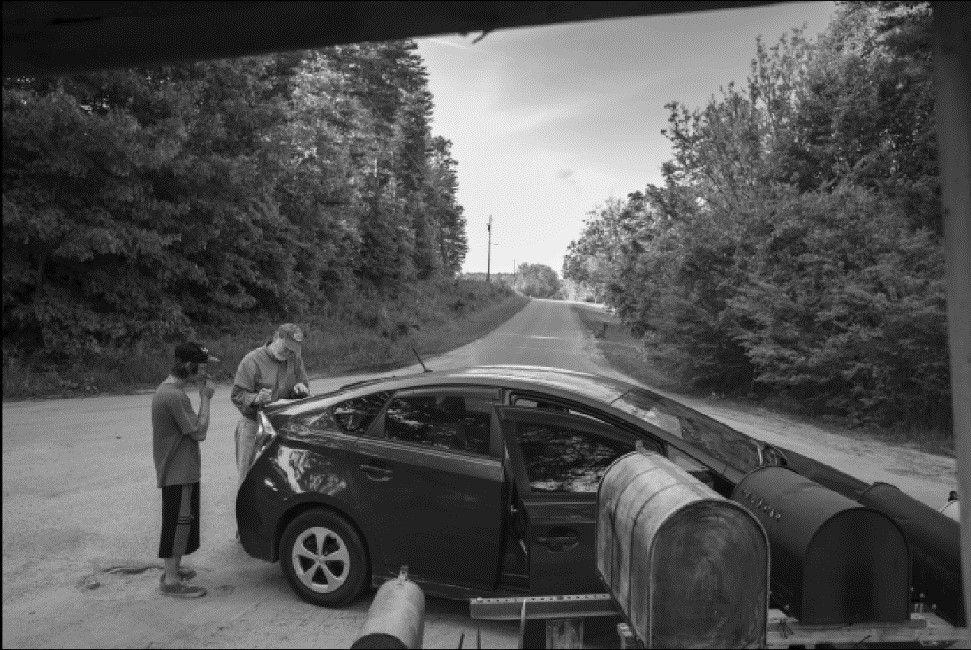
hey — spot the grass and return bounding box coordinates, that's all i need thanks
[570,302,955,458]
[2,279,529,401]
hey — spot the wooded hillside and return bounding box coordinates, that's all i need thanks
[564,2,949,430]
[3,42,467,365]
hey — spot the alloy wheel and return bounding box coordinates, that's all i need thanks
[291,526,350,593]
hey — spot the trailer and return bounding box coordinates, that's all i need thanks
[470,595,965,649]
[471,451,968,649]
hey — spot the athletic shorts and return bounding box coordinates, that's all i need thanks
[158,482,200,558]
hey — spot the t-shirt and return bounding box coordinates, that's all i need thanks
[231,344,309,420]
[152,381,204,488]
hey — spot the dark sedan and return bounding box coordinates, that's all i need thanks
[234,365,954,614]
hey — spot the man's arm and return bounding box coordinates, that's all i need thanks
[288,355,310,397]
[296,355,309,386]
[231,355,263,413]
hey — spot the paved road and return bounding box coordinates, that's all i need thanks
[1,298,957,648]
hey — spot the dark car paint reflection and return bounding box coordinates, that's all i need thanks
[272,446,348,497]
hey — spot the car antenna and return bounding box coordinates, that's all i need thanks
[412,347,432,373]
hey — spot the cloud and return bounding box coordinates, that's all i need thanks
[556,168,574,180]
[489,104,583,136]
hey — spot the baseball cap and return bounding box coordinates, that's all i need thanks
[174,341,220,364]
[275,323,304,352]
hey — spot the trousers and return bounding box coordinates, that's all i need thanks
[235,415,259,486]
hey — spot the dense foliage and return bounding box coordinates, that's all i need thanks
[3,42,468,364]
[463,264,565,299]
[563,2,949,429]
[512,263,563,299]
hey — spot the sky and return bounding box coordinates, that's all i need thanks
[414,2,838,276]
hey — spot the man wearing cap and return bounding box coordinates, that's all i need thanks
[152,341,218,598]
[231,323,310,485]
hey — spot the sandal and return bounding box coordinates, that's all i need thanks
[160,581,207,598]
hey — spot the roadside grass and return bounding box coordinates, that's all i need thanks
[1,279,528,401]
[571,303,955,458]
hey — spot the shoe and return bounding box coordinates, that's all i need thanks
[159,567,197,583]
[160,581,206,598]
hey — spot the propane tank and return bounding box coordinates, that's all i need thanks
[351,567,425,649]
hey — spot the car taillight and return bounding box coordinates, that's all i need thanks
[251,411,279,470]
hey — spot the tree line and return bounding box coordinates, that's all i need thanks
[3,42,467,363]
[463,263,564,299]
[564,1,949,430]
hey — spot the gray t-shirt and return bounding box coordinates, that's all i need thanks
[152,381,204,488]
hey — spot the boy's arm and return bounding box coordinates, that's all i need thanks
[170,391,209,442]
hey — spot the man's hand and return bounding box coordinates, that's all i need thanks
[200,378,216,400]
[257,388,273,405]
[293,382,310,398]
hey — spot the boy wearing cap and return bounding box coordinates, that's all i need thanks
[152,342,218,598]
[231,323,310,485]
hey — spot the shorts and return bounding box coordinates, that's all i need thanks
[159,482,200,558]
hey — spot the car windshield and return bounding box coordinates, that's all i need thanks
[614,388,761,474]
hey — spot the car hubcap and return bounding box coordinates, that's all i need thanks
[292,526,350,593]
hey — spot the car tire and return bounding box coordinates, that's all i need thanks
[280,509,369,607]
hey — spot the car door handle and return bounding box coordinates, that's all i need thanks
[535,533,580,552]
[360,464,392,481]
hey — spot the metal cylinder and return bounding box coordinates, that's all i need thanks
[351,575,425,650]
[734,468,910,625]
[859,482,964,626]
[597,451,768,648]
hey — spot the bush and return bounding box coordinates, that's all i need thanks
[2,279,528,399]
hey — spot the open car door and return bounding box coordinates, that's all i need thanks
[498,406,647,594]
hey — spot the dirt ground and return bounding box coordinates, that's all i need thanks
[1,299,958,648]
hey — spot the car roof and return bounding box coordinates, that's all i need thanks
[271,365,637,418]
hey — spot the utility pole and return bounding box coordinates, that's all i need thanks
[486,215,492,283]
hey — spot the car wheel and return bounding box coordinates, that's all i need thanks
[280,509,369,607]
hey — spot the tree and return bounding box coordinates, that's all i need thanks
[514,264,562,299]
[564,1,948,427]
[3,39,470,362]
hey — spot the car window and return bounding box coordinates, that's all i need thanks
[515,421,634,493]
[678,414,759,473]
[510,394,616,427]
[277,409,343,437]
[668,445,716,488]
[331,391,392,434]
[608,392,683,438]
[384,394,492,456]
[615,388,760,473]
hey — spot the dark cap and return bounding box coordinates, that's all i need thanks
[175,342,220,364]
[275,323,304,352]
